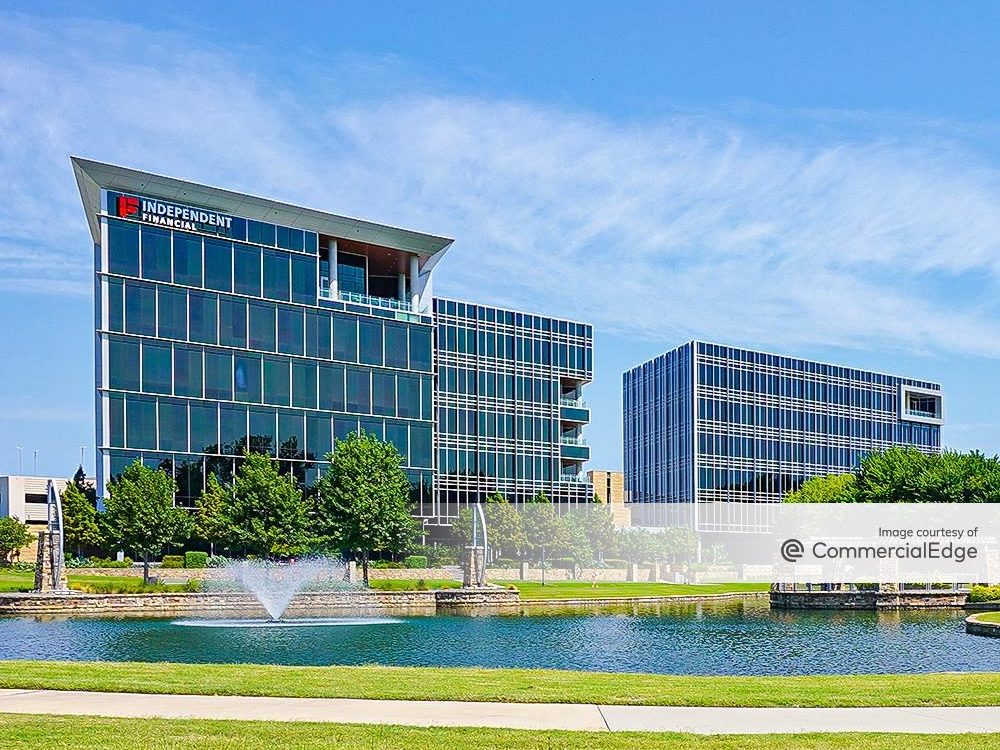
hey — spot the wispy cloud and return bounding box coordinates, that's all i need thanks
[2,12,1000,358]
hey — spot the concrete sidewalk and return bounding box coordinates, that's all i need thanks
[3,689,1000,734]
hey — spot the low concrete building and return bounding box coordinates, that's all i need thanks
[0,476,73,563]
[587,469,630,527]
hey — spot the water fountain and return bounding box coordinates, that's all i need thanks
[173,557,402,628]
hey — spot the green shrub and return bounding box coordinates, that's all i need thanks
[206,555,231,568]
[182,578,203,593]
[66,556,133,569]
[490,557,518,568]
[601,558,629,569]
[436,556,457,566]
[404,555,428,569]
[370,560,404,569]
[968,585,1000,602]
[184,551,208,569]
[415,578,428,590]
[160,555,184,569]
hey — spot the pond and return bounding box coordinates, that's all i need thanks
[2,601,997,675]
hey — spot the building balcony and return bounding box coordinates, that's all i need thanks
[560,442,590,461]
[319,285,413,313]
[559,471,588,484]
[559,402,590,424]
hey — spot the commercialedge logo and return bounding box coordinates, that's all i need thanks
[115,193,233,233]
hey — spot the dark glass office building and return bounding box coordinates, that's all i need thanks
[73,158,592,520]
[624,341,943,512]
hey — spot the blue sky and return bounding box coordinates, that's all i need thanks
[1,1,999,477]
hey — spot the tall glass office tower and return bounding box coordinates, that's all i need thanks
[73,158,593,520]
[624,341,943,512]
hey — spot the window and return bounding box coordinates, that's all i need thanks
[410,424,432,468]
[190,402,217,453]
[204,238,232,291]
[249,302,276,351]
[107,278,124,332]
[277,306,304,355]
[346,367,370,413]
[263,249,290,301]
[219,296,247,348]
[359,318,383,365]
[249,408,276,455]
[397,374,419,419]
[157,286,187,340]
[319,364,345,411]
[372,370,396,416]
[158,399,188,452]
[219,404,247,454]
[409,327,432,371]
[279,411,305,457]
[234,354,261,403]
[334,416,357,442]
[359,418,383,440]
[385,421,408,463]
[276,225,305,252]
[125,281,156,336]
[172,232,202,286]
[108,393,125,447]
[247,220,276,246]
[107,219,139,276]
[188,291,217,344]
[233,244,261,296]
[141,342,172,394]
[204,350,232,400]
[290,254,316,305]
[333,314,357,361]
[338,254,366,295]
[306,311,331,358]
[173,346,203,398]
[140,227,171,281]
[292,360,316,409]
[307,414,331,460]
[125,395,156,449]
[384,324,407,369]
[108,337,140,391]
[263,356,290,406]
[421,376,432,420]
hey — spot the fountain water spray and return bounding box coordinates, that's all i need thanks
[223,557,357,621]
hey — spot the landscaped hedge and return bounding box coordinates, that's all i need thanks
[160,555,184,569]
[370,560,404,569]
[184,551,208,569]
[601,558,630,569]
[968,585,1000,602]
[404,555,428,569]
[66,556,133,569]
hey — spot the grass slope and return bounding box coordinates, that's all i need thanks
[0,570,194,594]
[502,581,769,600]
[1,715,998,749]
[970,611,1000,624]
[1,661,999,708]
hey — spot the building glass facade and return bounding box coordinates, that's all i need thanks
[624,341,943,512]
[433,298,593,517]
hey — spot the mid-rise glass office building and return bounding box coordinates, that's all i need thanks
[73,158,592,519]
[624,341,943,513]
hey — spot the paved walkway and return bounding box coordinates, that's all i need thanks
[3,689,1000,734]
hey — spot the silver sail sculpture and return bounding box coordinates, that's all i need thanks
[34,480,69,592]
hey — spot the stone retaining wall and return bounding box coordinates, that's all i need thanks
[965,614,1000,638]
[770,590,968,609]
[67,566,459,582]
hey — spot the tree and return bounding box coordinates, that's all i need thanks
[195,473,231,557]
[226,452,310,559]
[72,465,98,506]
[312,431,417,585]
[0,517,32,564]
[101,461,191,583]
[785,473,857,503]
[521,492,568,584]
[581,504,616,562]
[61,480,101,557]
[483,493,527,559]
[615,527,657,565]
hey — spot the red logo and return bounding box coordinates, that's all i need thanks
[117,195,139,218]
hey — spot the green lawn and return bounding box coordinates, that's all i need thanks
[970,611,1000,624]
[367,578,462,591]
[500,580,769,600]
[0,715,997,750]
[2,661,1000,708]
[0,570,193,594]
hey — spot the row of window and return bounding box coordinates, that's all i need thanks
[437,407,557,443]
[437,323,591,372]
[697,467,804,496]
[697,434,905,465]
[438,450,561,481]
[105,394,433,468]
[437,367,561,403]
[696,401,922,440]
[435,299,592,339]
[107,336,433,419]
[106,280,432,370]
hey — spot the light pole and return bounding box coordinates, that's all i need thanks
[33,450,38,476]
[80,446,86,471]
[16,447,23,475]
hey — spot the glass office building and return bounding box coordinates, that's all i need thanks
[73,158,593,519]
[433,298,593,520]
[624,341,943,514]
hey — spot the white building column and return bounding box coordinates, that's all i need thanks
[327,238,338,298]
[397,271,407,302]
[409,254,420,310]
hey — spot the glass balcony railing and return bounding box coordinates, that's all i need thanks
[906,408,939,419]
[318,286,413,313]
[559,472,587,483]
[560,436,587,446]
[559,397,588,408]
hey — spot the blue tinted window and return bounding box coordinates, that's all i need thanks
[247,220,276,246]
[276,225,305,252]
[385,324,407,369]
[409,327,432,371]
[306,311,331,359]
[263,356,290,406]
[140,227,171,281]
[204,350,232,400]
[125,281,156,336]
[204,238,232,292]
[249,408,276,456]
[359,418,383,440]
[372,371,395,416]
[334,416,357,442]
[385,421,408,462]
[219,404,246,453]
[278,411,305,458]
[107,278,124,332]
[304,232,318,254]
[338,254,366,295]
[219,297,247,348]
[108,393,125,447]
[292,360,316,409]
[319,364,345,411]
[397,374,420,419]
[359,318,383,365]
[158,399,188,452]
[172,232,202,286]
[410,424,432,468]
[190,402,218,453]
[174,345,203,398]
[125,395,156,449]
[346,367,370,413]
[188,291,217,344]
[307,413,331,460]
[421,376,432,420]
[263,250,290,301]
[290,254,316,305]
[234,354,261,403]
[229,217,247,242]
[277,306,304,355]
[333,314,358,361]
[234,244,261,296]
[108,336,140,391]
[249,302,276,351]
[141,341,172,394]
[108,219,139,276]
[157,286,187,340]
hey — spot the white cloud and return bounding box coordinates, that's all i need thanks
[2,12,1000,358]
